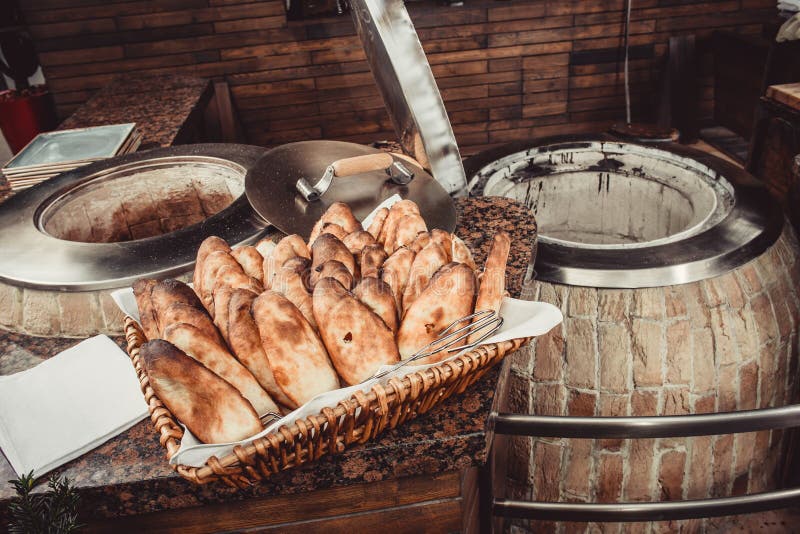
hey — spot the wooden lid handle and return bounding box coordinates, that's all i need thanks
[331,153,394,177]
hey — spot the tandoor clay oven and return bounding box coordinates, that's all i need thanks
[466,136,800,532]
[0,144,268,337]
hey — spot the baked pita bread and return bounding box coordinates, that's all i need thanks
[312,259,353,290]
[353,277,398,333]
[150,279,204,317]
[160,302,226,347]
[313,278,399,385]
[343,230,377,255]
[200,251,244,316]
[397,263,476,363]
[132,278,159,340]
[366,207,389,239]
[469,232,510,343]
[231,246,264,284]
[451,234,477,270]
[164,322,278,415]
[360,244,387,279]
[211,285,235,344]
[253,291,340,406]
[381,247,416,313]
[409,231,432,253]
[316,222,348,243]
[308,202,361,243]
[391,213,428,252]
[141,339,262,444]
[310,233,355,278]
[227,289,296,408]
[378,200,421,252]
[430,229,453,262]
[193,236,231,299]
[272,266,317,329]
[264,234,311,289]
[402,242,448,315]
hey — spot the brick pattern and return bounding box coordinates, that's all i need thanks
[19,0,777,156]
[510,226,800,533]
[44,166,241,243]
[0,283,121,338]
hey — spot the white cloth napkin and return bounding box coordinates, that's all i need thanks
[167,296,562,467]
[0,335,149,477]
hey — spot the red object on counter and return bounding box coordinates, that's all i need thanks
[0,86,57,153]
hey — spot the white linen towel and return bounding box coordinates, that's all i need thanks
[0,335,149,477]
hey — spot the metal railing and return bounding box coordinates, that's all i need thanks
[486,404,800,525]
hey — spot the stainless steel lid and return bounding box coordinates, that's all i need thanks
[350,0,467,196]
[245,140,457,238]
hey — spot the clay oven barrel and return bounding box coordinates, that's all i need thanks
[466,137,800,532]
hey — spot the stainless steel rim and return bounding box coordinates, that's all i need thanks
[465,135,784,288]
[0,144,269,291]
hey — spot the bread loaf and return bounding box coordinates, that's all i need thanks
[140,339,262,444]
[133,278,159,340]
[381,247,415,314]
[264,234,310,289]
[231,246,264,284]
[469,232,511,343]
[353,277,398,333]
[397,263,476,363]
[313,278,399,385]
[365,207,389,239]
[359,244,387,279]
[308,202,361,244]
[193,236,231,300]
[226,289,296,408]
[164,322,278,415]
[402,242,448,315]
[252,291,340,406]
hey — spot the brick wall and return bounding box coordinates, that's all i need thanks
[21,0,777,155]
[508,227,800,533]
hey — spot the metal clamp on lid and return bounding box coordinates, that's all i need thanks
[295,153,415,201]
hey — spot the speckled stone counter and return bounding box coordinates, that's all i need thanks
[0,196,536,527]
[58,74,211,151]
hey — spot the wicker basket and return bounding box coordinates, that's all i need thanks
[124,316,529,488]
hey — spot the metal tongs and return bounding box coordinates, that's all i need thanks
[258,310,503,426]
[371,309,504,381]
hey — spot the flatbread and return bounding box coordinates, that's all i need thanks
[164,322,278,416]
[397,263,476,364]
[313,278,399,385]
[132,278,159,340]
[253,291,340,406]
[227,289,296,408]
[231,246,264,284]
[141,339,262,444]
[469,232,510,343]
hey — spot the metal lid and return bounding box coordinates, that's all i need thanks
[244,140,457,238]
[350,0,467,196]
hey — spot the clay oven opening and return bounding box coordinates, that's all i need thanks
[38,157,245,243]
[475,141,735,250]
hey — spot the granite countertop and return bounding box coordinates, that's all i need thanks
[0,196,536,525]
[58,74,212,151]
